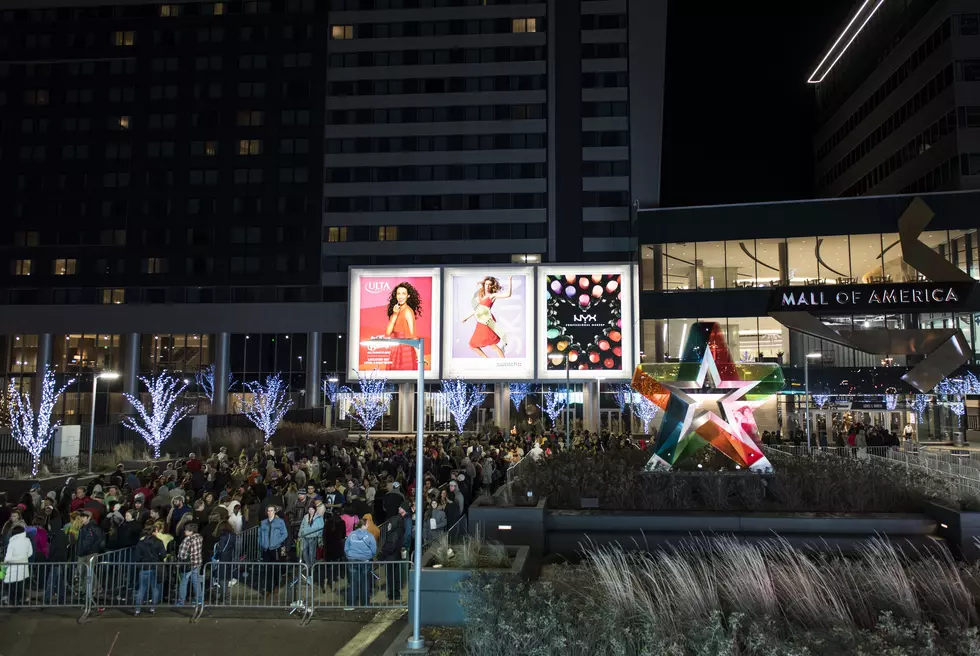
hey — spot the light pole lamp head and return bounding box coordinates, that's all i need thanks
[806,353,822,360]
[98,372,121,380]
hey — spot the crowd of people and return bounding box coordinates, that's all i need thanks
[0,428,571,612]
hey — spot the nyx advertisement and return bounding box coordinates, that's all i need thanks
[538,266,634,379]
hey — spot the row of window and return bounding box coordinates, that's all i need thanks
[324,192,546,212]
[18,139,308,165]
[841,109,957,197]
[5,225,308,249]
[21,80,311,108]
[1,0,344,22]
[2,285,338,307]
[328,46,544,68]
[328,17,542,40]
[328,74,545,97]
[8,253,308,279]
[325,162,546,183]
[322,160,627,183]
[324,222,546,242]
[325,132,545,153]
[818,64,954,189]
[328,103,543,125]
[326,101,624,125]
[328,0,542,9]
[816,19,950,161]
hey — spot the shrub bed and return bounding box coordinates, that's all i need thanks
[458,537,980,656]
[512,449,959,513]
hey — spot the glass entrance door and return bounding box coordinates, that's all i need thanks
[601,409,623,434]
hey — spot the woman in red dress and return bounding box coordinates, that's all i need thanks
[385,282,423,370]
[462,276,512,358]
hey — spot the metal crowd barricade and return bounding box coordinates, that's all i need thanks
[91,545,135,566]
[0,562,90,618]
[309,559,410,617]
[86,561,205,622]
[200,560,314,624]
[235,525,260,561]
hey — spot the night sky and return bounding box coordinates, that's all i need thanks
[660,0,856,207]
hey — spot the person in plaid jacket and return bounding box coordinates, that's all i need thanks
[176,523,204,606]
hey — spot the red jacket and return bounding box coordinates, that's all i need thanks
[186,458,202,473]
[70,496,91,512]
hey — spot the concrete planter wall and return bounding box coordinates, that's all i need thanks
[924,501,980,562]
[410,545,531,626]
[467,498,547,555]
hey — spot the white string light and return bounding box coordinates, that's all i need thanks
[541,389,566,428]
[123,370,192,458]
[633,394,659,434]
[441,376,486,435]
[195,364,238,405]
[8,366,75,476]
[508,383,532,414]
[240,372,294,443]
[343,372,390,439]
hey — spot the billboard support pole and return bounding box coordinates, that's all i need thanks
[565,356,571,445]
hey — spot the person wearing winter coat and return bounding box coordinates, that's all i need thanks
[257,505,288,594]
[423,501,447,542]
[362,513,381,549]
[224,500,243,534]
[211,520,237,600]
[380,506,407,601]
[321,509,346,588]
[343,519,378,608]
[2,526,34,605]
[114,510,143,549]
[133,524,167,615]
[298,505,324,570]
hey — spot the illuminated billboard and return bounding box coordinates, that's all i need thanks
[537,265,633,379]
[442,267,534,380]
[348,268,441,380]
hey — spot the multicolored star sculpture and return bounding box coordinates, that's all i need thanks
[632,322,784,471]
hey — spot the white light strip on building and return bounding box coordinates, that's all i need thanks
[808,0,887,84]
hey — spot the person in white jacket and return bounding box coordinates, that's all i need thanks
[224,500,243,534]
[3,526,34,605]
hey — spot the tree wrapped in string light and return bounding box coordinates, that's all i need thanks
[123,371,193,458]
[321,376,340,405]
[195,364,237,409]
[541,389,566,428]
[632,394,659,434]
[441,376,486,435]
[812,394,832,409]
[8,366,75,476]
[343,372,391,439]
[612,383,632,415]
[884,393,898,411]
[935,376,969,423]
[508,383,532,414]
[910,394,930,420]
[241,373,294,443]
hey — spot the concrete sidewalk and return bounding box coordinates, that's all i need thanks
[0,608,406,656]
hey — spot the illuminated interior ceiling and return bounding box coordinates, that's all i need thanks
[633,322,784,471]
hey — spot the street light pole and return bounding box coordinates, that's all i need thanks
[88,371,120,473]
[361,336,425,652]
[565,354,570,441]
[805,352,821,450]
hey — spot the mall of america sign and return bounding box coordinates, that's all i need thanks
[770,282,975,312]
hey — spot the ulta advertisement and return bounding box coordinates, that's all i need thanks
[348,268,441,380]
[537,265,633,380]
[443,267,534,379]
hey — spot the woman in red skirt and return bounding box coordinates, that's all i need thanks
[461,276,512,358]
[385,282,423,369]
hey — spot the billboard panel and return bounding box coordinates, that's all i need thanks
[537,265,633,379]
[348,268,441,380]
[442,267,534,380]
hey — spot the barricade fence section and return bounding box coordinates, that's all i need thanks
[0,561,90,610]
[309,560,410,612]
[200,561,313,623]
[235,525,260,561]
[88,561,205,621]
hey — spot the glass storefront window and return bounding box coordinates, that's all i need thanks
[664,242,694,291]
[786,236,817,285]
[726,239,756,288]
[920,230,950,266]
[815,234,851,283]
[9,335,39,373]
[848,233,882,283]
[880,232,911,283]
[949,229,976,279]
[755,238,785,286]
[697,241,726,290]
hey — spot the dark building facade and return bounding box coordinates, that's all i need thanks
[0,0,666,425]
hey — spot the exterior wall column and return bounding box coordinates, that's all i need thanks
[494,383,510,432]
[398,383,415,433]
[778,241,790,285]
[305,332,321,408]
[33,333,53,407]
[583,381,600,434]
[213,332,230,415]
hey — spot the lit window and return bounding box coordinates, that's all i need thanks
[512,18,537,33]
[378,226,398,241]
[160,4,181,17]
[511,253,541,263]
[113,30,136,46]
[24,89,49,105]
[101,288,125,305]
[117,115,131,130]
[13,259,32,276]
[53,258,77,275]
[205,141,218,156]
[327,227,347,242]
[146,257,165,274]
[331,25,354,40]
[238,139,263,155]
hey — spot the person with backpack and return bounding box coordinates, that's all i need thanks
[133,524,167,616]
